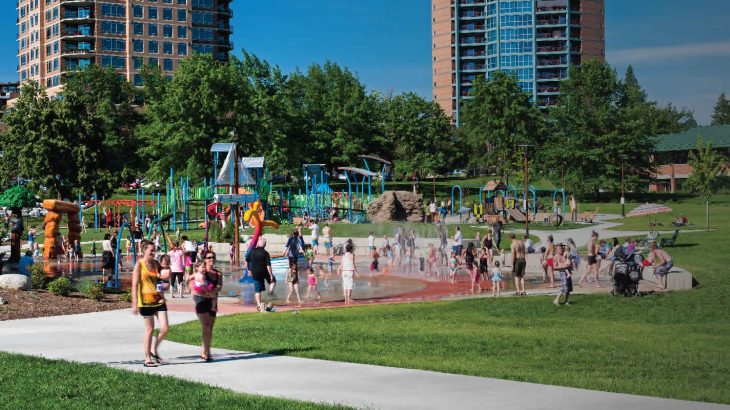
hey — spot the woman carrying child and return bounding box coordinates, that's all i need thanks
[188,251,222,361]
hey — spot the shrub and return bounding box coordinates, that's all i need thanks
[76,280,105,301]
[119,290,132,303]
[46,277,72,297]
[29,264,47,290]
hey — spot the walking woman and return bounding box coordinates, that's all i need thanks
[338,242,358,304]
[189,250,222,361]
[463,242,480,293]
[131,240,169,367]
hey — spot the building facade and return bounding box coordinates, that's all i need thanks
[16,0,233,95]
[432,0,604,123]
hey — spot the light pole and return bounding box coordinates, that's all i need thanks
[518,144,533,237]
[620,159,625,217]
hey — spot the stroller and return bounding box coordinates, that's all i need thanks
[611,247,644,297]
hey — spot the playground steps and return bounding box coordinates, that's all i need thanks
[507,209,526,222]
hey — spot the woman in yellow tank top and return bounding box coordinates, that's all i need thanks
[132,240,169,367]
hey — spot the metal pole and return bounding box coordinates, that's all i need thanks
[233,143,240,267]
[621,160,625,217]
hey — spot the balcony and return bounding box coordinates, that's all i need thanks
[61,47,94,56]
[461,64,486,72]
[62,10,93,21]
[460,51,486,59]
[458,11,485,19]
[537,73,566,81]
[60,0,96,5]
[458,0,486,5]
[536,17,567,26]
[536,5,567,13]
[536,30,566,40]
[62,27,93,38]
[459,24,485,32]
[537,100,559,107]
[537,58,567,67]
[537,45,567,53]
[537,86,560,94]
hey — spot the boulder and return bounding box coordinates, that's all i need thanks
[367,191,424,223]
[0,274,30,291]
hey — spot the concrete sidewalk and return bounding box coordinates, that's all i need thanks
[0,310,726,410]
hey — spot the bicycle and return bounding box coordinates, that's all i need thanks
[638,220,661,248]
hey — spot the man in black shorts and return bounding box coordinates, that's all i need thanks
[510,233,527,295]
[246,236,274,312]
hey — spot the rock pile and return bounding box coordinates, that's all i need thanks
[367,191,423,223]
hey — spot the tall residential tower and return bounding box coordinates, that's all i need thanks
[432,0,604,123]
[17,0,233,95]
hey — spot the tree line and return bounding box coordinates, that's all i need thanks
[1,52,724,200]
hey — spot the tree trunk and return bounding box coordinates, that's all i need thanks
[705,199,710,232]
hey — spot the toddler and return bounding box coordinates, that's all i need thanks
[491,261,502,297]
[184,253,193,293]
[370,250,379,273]
[304,244,315,268]
[306,267,321,301]
[157,255,172,302]
[190,261,217,312]
[448,251,459,284]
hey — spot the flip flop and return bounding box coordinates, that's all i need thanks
[143,361,158,368]
[151,353,163,364]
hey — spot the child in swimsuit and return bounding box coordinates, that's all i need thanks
[479,248,490,282]
[306,267,321,301]
[191,262,217,312]
[448,251,458,284]
[491,261,503,297]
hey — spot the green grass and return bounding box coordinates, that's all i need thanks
[167,195,730,405]
[0,352,349,409]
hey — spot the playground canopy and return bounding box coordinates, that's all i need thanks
[482,180,507,192]
[214,144,256,186]
[338,167,379,177]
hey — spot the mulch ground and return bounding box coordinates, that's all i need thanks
[0,289,130,321]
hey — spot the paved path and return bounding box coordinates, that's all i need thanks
[0,310,725,410]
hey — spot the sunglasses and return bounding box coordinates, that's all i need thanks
[205,256,216,260]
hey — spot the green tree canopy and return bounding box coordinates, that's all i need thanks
[460,72,546,180]
[0,185,37,210]
[711,93,730,125]
[684,137,726,230]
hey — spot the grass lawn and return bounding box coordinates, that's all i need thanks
[0,352,350,409]
[167,196,730,405]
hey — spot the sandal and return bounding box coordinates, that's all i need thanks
[151,353,163,364]
[200,354,213,362]
[143,361,158,368]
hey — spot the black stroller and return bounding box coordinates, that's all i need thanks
[611,247,644,297]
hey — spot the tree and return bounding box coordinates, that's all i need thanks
[684,137,726,231]
[460,72,545,180]
[380,93,457,179]
[137,54,251,181]
[543,61,622,197]
[711,93,730,125]
[59,65,142,197]
[0,82,69,197]
[0,185,37,262]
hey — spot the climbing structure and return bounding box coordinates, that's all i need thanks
[42,200,82,260]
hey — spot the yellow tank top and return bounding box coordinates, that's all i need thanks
[137,260,162,308]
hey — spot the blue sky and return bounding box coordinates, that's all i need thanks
[3,0,729,124]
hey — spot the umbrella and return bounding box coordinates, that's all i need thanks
[626,203,672,217]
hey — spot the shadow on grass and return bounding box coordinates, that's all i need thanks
[666,243,699,248]
[264,347,316,356]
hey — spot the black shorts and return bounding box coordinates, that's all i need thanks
[588,255,597,265]
[193,295,217,317]
[253,278,266,293]
[139,304,167,317]
[513,258,526,278]
[171,271,184,284]
[102,251,115,269]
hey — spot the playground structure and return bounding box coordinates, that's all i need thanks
[243,200,279,258]
[41,200,81,260]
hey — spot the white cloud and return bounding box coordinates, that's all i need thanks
[608,41,730,64]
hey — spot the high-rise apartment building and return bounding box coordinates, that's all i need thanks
[432,0,604,123]
[16,0,233,95]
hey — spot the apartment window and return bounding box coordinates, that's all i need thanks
[177,9,186,22]
[133,57,143,69]
[148,57,158,67]
[500,14,533,28]
[101,38,126,52]
[163,25,173,37]
[178,0,187,4]
[133,5,143,18]
[163,42,173,54]
[46,44,51,56]
[53,58,58,71]
[148,7,158,20]
[163,8,173,20]
[177,26,187,39]
[500,54,533,67]
[148,24,158,36]
[101,55,126,69]
[101,21,125,35]
[163,58,173,71]
[101,4,125,18]
[133,22,143,35]
[177,43,187,55]
[164,0,173,3]
[53,41,59,54]
[133,39,144,52]
[134,74,143,86]
[148,41,159,53]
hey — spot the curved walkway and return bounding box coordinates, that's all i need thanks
[0,310,725,409]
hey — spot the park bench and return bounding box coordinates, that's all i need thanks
[660,229,680,248]
[580,207,599,223]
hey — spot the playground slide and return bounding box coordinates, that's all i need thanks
[507,208,527,222]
